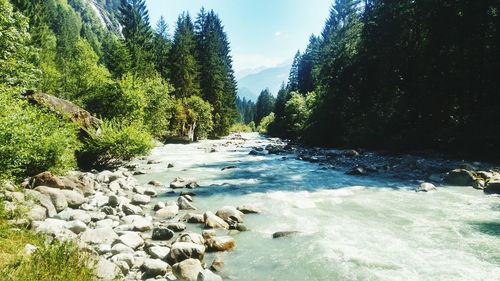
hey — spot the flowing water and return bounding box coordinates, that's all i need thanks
[134,133,500,281]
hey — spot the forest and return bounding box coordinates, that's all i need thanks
[247,0,500,159]
[0,0,238,180]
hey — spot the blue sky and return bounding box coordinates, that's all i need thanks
[145,0,332,76]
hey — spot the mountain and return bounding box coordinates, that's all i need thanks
[237,63,291,101]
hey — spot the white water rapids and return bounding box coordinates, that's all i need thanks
[133,133,500,281]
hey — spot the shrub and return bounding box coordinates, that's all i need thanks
[82,119,153,167]
[229,123,254,133]
[0,86,80,180]
[257,112,275,134]
[141,75,176,139]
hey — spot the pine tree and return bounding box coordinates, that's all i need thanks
[153,16,172,79]
[287,51,301,92]
[255,89,276,125]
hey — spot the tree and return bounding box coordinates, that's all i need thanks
[255,89,276,125]
[153,16,172,79]
[287,51,301,92]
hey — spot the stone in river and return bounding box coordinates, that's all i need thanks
[205,236,236,252]
[170,177,199,189]
[272,231,300,239]
[415,182,437,192]
[444,169,476,186]
[172,258,203,281]
[237,204,261,214]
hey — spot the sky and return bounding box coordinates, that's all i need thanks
[145,0,332,76]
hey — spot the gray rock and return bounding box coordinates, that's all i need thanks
[80,227,118,245]
[111,253,135,268]
[25,190,57,218]
[167,242,205,265]
[60,189,85,208]
[183,213,204,224]
[96,257,122,280]
[122,203,143,216]
[154,202,166,211]
[172,258,203,281]
[117,232,144,249]
[141,258,170,278]
[152,227,174,240]
[202,230,216,240]
[111,243,135,255]
[156,205,179,219]
[28,204,48,221]
[32,219,76,241]
[35,186,68,212]
[416,182,437,192]
[215,206,244,223]
[237,204,261,214]
[148,180,161,187]
[96,218,117,229]
[107,195,120,207]
[210,257,224,272]
[122,215,152,232]
[64,220,88,234]
[205,236,236,252]
[167,222,186,232]
[170,178,199,189]
[204,212,229,229]
[144,187,157,197]
[485,180,500,194]
[25,243,38,254]
[178,196,196,210]
[197,269,223,281]
[147,245,170,260]
[272,231,300,239]
[55,209,92,223]
[97,244,111,255]
[132,194,151,205]
[175,232,205,245]
[444,169,476,186]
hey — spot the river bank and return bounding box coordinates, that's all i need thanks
[1,133,499,280]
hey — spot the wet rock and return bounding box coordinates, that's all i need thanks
[147,245,170,260]
[167,243,205,265]
[156,205,179,219]
[148,180,161,187]
[416,182,437,192]
[183,213,204,224]
[484,180,500,194]
[122,203,143,216]
[344,149,360,157]
[80,227,118,245]
[202,230,216,240]
[144,187,158,197]
[131,194,151,205]
[236,224,248,232]
[148,160,161,164]
[141,258,170,279]
[167,222,186,232]
[170,178,199,189]
[205,236,236,252]
[215,206,244,223]
[272,231,300,239]
[237,204,261,214]
[444,169,476,186]
[197,269,223,281]
[117,232,144,249]
[178,196,196,210]
[221,166,237,171]
[167,163,174,168]
[210,257,224,272]
[172,258,203,281]
[473,179,486,190]
[346,167,368,176]
[204,211,229,229]
[249,150,265,156]
[96,257,122,280]
[152,227,174,240]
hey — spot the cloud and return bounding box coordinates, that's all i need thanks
[274,31,283,37]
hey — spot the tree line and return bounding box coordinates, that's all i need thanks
[266,0,500,158]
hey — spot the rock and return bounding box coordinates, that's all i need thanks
[473,179,486,190]
[170,178,199,189]
[183,194,193,202]
[117,232,144,249]
[484,180,500,194]
[178,196,196,210]
[122,215,152,232]
[167,222,187,232]
[215,206,244,223]
[107,195,120,207]
[144,187,157,197]
[444,169,476,186]
[131,194,151,205]
[197,269,223,281]
[237,204,261,214]
[205,236,236,252]
[210,257,224,272]
[96,219,117,228]
[25,190,57,218]
[184,213,204,224]
[221,166,237,171]
[96,257,122,280]
[97,244,111,255]
[64,220,88,234]
[204,212,229,229]
[60,189,85,208]
[346,167,368,176]
[111,243,135,255]
[176,232,205,245]
[416,182,437,192]
[236,224,248,232]
[201,230,216,240]
[147,246,171,260]
[156,205,179,219]
[152,227,175,240]
[249,150,265,156]
[101,206,116,216]
[28,204,47,221]
[142,258,170,278]
[148,160,161,164]
[35,186,68,212]
[80,227,118,245]
[55,209,91,223]
[25,243,38,254]
[272,231,300,239]
[122,203,143,216]
[167,243,205,265]
[172,258,203,281]
[148,180,161,187]
[167,163,174,168]
[344,149,360,157]
[32,219,76,241]
[111,253,135,268]
[31,171,66,189]
[154,202,166,211]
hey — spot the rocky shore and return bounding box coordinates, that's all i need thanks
[1,163,260,280]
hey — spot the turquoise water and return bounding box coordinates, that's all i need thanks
[134,133,500,281]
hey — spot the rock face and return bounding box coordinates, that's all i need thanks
[172,258,203,281]
[204,212,229,229]
[444,169,476,186]
[205,236,236,252]
[166,242,205,265]
[170,178,199,189]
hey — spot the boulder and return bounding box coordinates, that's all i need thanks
[131,194,151,205]
[346,167,368,176]
[25,190,57,218]
[167,222,187,232]
[35,186,68,212]
[210,257,224,272]
[205,236,236,252]
[144,187,157,197]
[60,189,86,208]
[272,231,300,239]
[64,220,88,234]
[32,219,76,241]
[183,213,204,224]
[154,202,166,211]
[122,203,143,216]
[175,232,205,246]
[152,227,174,240]
[121,215,152,232]
[484,180,500,194]
[27,204,48,221]
[444,169,476,186]
[237,204,261,214]
[116,232,144,250]
[197,269,223,281]
[172,258,203,281]
[156,205,179,219]
[96,257,122,280]
[111,253,135,268]
[416,182,437,192]
[147,246,170,260]
[201,230,216,240]
[141,258,170,279]
[167,243,205,265]
[31,171,66,189]
[148,180,161,187]
[204,212,229,229]
[178,196,196,210]
[215,206,244,223]
[55,209,91,223]
[170,178,199,189]
[111,243,135,255]
[80,227,118,245]
[107,195,120,207]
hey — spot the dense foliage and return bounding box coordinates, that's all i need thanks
[269,0,500,158]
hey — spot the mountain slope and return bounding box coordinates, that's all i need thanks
[237,64,290,101]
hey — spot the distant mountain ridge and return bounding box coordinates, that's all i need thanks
[237,63,291,101]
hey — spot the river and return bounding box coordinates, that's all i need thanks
[133,133,500,281]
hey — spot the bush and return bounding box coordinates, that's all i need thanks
[170,96,213,140]
[257,112,275,134]
[0,86,80,180]
[141,75,176,139]
[229,123,254,133]
[82,119,153,167]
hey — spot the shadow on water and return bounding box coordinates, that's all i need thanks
[470,221,500,237]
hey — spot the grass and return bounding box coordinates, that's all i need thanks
[0,199,96,281]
